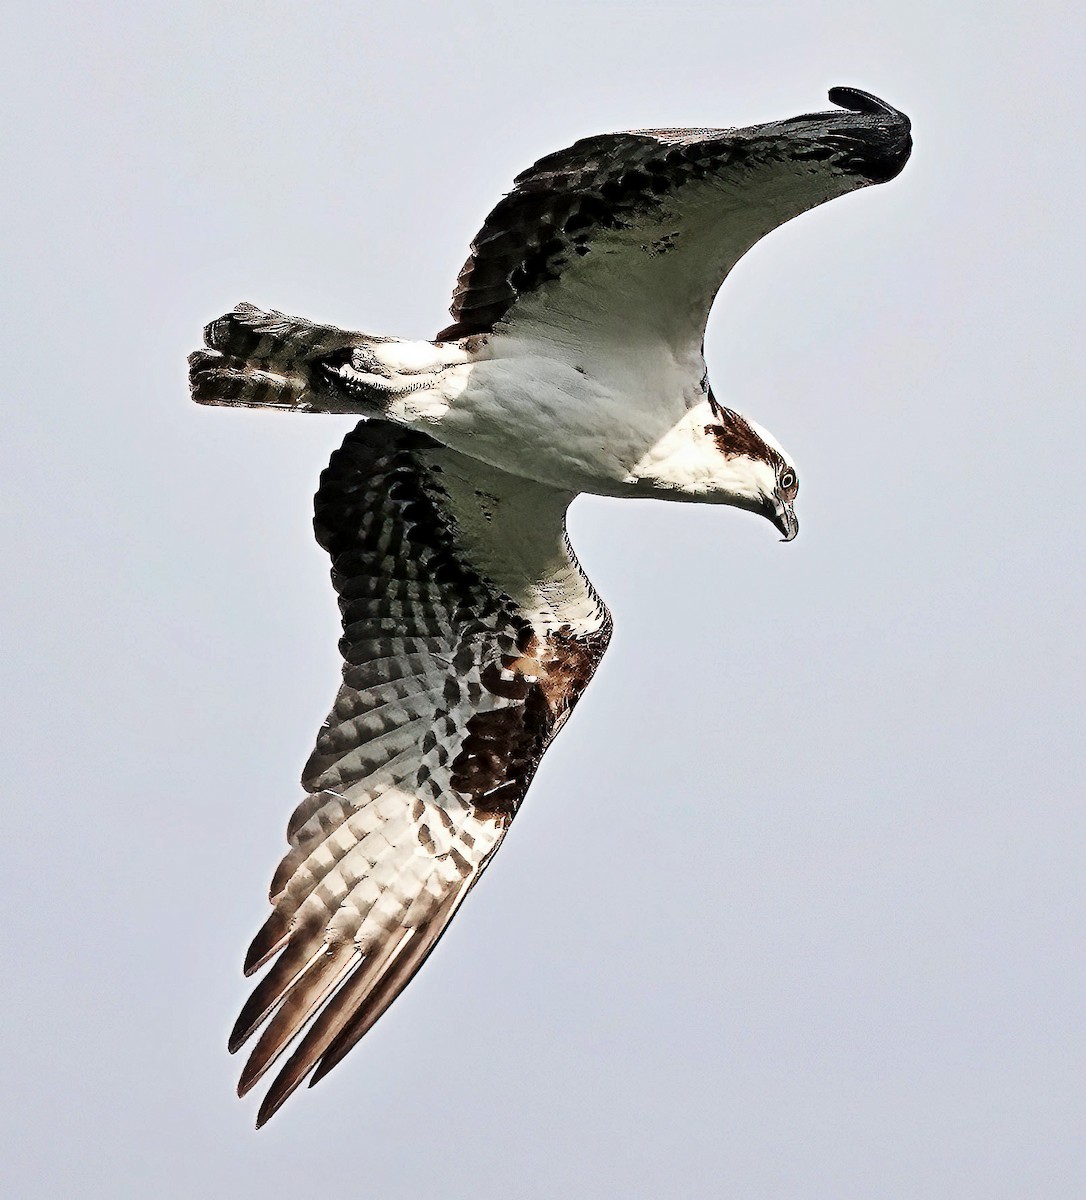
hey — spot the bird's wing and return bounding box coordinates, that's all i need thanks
[437,88,911,346]
[231,420,611,1126]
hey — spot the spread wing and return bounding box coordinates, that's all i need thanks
[437,87,911,344]
[231,421,611,1126]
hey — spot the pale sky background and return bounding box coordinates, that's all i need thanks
[4,2,1085,1197]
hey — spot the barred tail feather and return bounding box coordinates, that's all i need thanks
[188,349,311,410]
[204,302,366,369]
[189,301,458,414]
[189,302,362,412]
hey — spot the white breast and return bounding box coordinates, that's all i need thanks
[422,327,708,496]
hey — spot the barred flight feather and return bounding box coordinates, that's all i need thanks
[229,421,611,1123]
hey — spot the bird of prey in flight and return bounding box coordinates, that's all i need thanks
[189,86,911,1126]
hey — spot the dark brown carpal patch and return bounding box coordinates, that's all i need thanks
[705,393,783,468]
[451,622,612,821]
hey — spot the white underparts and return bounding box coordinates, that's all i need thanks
[320,328,791,509]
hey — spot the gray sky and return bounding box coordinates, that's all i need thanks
[4,2,1085,1196]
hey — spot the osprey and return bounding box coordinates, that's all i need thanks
[190,87,911,1126]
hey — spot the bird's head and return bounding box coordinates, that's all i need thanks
[701,398,799,540]
[628,395,799,538]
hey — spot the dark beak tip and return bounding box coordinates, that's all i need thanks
[771,508,799,542]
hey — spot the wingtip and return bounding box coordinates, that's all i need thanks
[238,1035,290,1101]
[827,86,910,129]
[228,1006,255,1056]
[304,1051,338,1089]
[243,912,291,976]
[254,1091,288,1129]
[236,1054,264,1098]
[307,1054,336,1088]
[228,997,267,1058]
[254,1067,305,1128]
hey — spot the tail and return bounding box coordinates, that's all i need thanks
[188,303,362,410]
[189,302,454,414]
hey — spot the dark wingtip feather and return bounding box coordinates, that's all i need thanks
[828,86,911,133]
[250,936,414,1124]
[228,933,321,1054]
[236,945,359,1096]
[307,910,453,1087]
[255,1088,287,1128]
[243,911,291,977]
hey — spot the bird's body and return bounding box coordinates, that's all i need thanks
[190,87,911,1124]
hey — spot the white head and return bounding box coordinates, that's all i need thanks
[629,392,799,539]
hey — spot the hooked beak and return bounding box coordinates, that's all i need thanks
[768,499,799,542]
